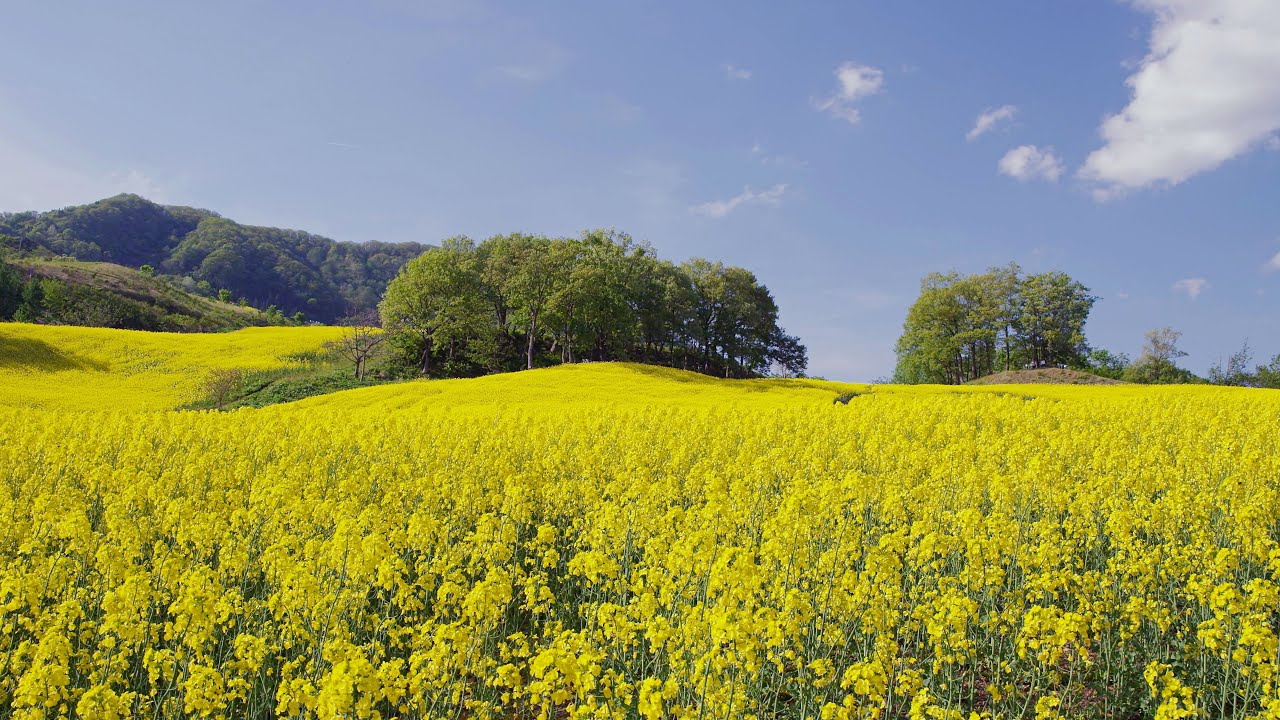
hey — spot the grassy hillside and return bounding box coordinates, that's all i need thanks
[10,256,268,330]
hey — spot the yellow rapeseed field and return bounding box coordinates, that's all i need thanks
[0,323,345,411]
[2,324,1279,720]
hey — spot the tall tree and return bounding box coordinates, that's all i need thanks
[1015,271,1095,368]
[1124,326,1194,384]
[379,238,488,374]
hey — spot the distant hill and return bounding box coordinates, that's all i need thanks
[0,194,429,322]
[966,368,1122,385]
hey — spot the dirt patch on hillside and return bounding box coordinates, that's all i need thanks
[967,368,1122,385]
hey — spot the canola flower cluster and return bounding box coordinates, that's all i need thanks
[1,326,1279,719]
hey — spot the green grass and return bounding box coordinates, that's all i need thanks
[182,351,403,410]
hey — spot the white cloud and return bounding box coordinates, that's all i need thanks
[1268,136,1280,151]
[998,145,1065,182]
[1173,277,1210,299]
[967,105,1018,141]
[1264,250,1280,271]
[1115,290,1131,300]
[0,137,165,211]
[690,184,787,218]
[749,141,808,168]
[1080,1,1280,196]
[814,62,884,124]
[724,64,752,80]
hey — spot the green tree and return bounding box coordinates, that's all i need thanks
[379,238,490,374]
[13,279,45,323]
[1255,353,1280,389]
[1086,348,1131,380]
[1207,340,1256,386]
[0,263,23,320]
[1124,327,1196,384]
[1015,271,1095,368]
[895,266,1095,384]
[381,232,805,379]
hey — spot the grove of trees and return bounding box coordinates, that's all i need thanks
[894,264,1096,384]
[378,230,807,379]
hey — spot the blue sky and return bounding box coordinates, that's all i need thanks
[2,1,1279,380]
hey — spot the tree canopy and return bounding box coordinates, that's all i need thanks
[894,264,1096,384]
[379,231,807,379]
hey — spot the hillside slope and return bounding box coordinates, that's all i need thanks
[0,194,429,321]
[7,257,268,331]
[279,362,868,415]
[3,324,1264,414]
[0,323,342,411]
[966,368,1122,385]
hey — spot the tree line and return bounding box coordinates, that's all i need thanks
[894,265,1280,387]
[375,230,807,379]
[894,264,1095,383]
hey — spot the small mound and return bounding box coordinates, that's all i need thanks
[967,368,1121,386]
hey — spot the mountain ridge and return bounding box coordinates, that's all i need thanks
[0,194,430,322]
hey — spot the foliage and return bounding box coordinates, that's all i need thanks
[894,264,1096,384]
[0,194,429,322]
[380,231,807,379]
[0,256,289,332]
[1084,347,1131,380]
[1204,340,1280,389]
[1123,327,1201,384]
[1,330,1279,719]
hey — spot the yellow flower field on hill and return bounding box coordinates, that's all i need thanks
[1,324,1279,719]
[0,323,343,411]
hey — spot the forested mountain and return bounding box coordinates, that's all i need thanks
[0,194,428,321]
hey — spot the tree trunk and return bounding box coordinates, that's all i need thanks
[420,334,432,374]
[526,311,538,370]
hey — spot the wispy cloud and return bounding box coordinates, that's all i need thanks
[724,63,752,80]
[1080,1,1280,197]
[750,141,808,168]
[326,141,360,150]
[1173,277,1210,300]
[495,42,570,83]
[690,184,787,218]
[1264,250,1280,272]
[998,145,1064,182]
[0,135,165,210]
[813,62,884,124]
[967,105,1017,141]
